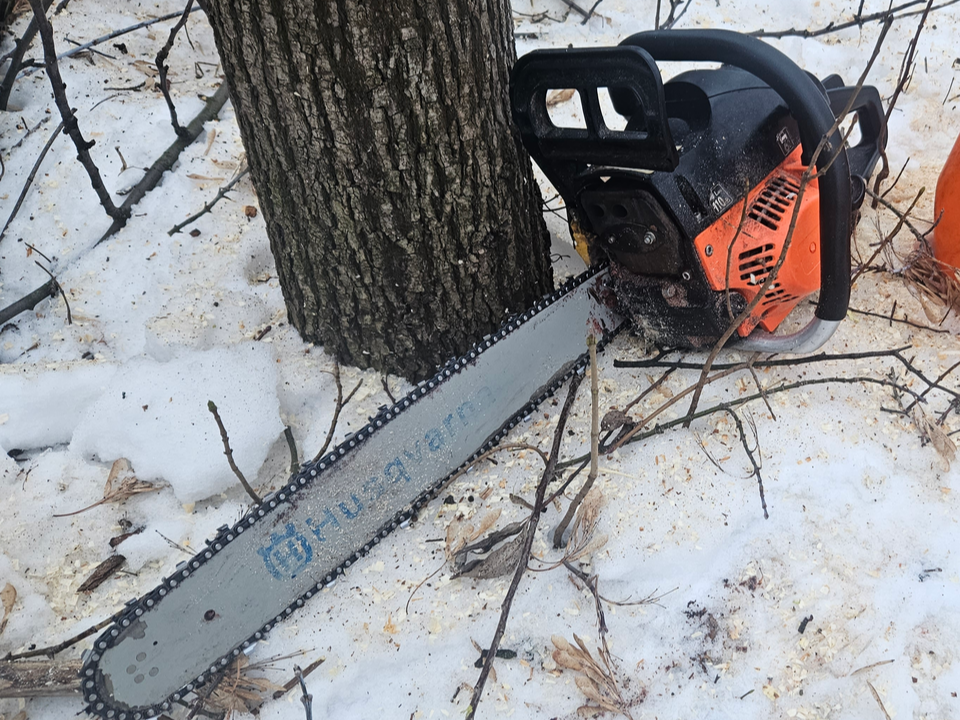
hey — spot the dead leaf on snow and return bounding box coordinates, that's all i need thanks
[0,583,17,636]
[457,530,526,580]
[446,508,502,558]
[54,459,158,517]
[912,406,956,469]
[207,654,286,715]
[551,634,637,719]
[132,59,159,77]
[564,487,608,562]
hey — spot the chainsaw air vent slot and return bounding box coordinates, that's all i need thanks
[738,243,775,282]
[748,175,801,231]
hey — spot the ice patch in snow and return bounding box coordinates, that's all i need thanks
[71,345,283,504]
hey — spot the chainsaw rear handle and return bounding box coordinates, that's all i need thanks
[618,29,867,332]
[821,76,886,205]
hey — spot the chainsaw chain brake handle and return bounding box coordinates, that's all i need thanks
[512,29,887,354]
[510,46,680,195]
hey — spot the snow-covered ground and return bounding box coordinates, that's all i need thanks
[1,1,959,719]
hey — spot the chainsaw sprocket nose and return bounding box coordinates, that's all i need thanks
[510,30,887,352]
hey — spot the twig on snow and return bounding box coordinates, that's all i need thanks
[207,400,262,504]
[381,375,396,404]
[852,186,925,283]
[556,0,590,19]
[168,167,250,235]
[31,261,71,324]
[879,157,910,201]
[871,0,935,206]
[312,359,363,462]
[867,680,893,720]
[64,35,114,60]
[0,279,57,326]
[97,82,230,245]
[466,373,583,720]
[8,114,51,151]
[284,427,299,474]
[864,186,937,245]
[616,345,960,411]
[579,0,604,24]
[0,83,229,325]
[2,612,120,661]
[76,554,126,593]
[722,409,767,518]
[19,7,205,78]
[553,335,600,547]
[0,0,53,110]
[846,305,950,333]
[560,373,933,471]
[156,0,196,137]
[27,0,127,223]
[271,657,325,700]
[656,0,692,30]
[294,665,314,720]
[750,0,957,38]
[0,119,64,244]
[0,659,81,698]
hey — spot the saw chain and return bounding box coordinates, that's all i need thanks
[80,265,624,719]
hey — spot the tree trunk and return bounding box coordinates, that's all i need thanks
[203,0,553,380]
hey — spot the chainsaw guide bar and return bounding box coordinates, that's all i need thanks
[81,266,624,719]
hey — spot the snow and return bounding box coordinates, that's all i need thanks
[0,361,116,450]
[0,1,959,720]
[70,345,284,504]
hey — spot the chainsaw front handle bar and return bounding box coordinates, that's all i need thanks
[619,29,881,351]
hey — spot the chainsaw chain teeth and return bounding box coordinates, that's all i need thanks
[81,264,620,719]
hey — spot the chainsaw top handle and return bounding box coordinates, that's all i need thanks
[618,30,860,330]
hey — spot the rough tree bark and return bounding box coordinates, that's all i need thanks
[203,0,553,380]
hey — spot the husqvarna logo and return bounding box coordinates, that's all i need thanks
[259,523,313,580]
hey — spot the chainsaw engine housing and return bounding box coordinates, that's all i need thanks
[511,32,885,350]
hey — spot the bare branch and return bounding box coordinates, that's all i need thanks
[750,0,958,38]
[466,373,583,720]
[207,400,262,504]
[553,336,600,547]
[872,0,935,205]
[32,261,71,324]
[0,120,63,244]
[96,82,230,245]
[0,0,53,110]
[156,0,196,137]
[27,0,127,223]
[2,613,119,661]
[312,360,364,462]
[168,167,251,236]
[0,279,56,327]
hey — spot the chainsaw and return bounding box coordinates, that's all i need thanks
[80,30,884,718]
